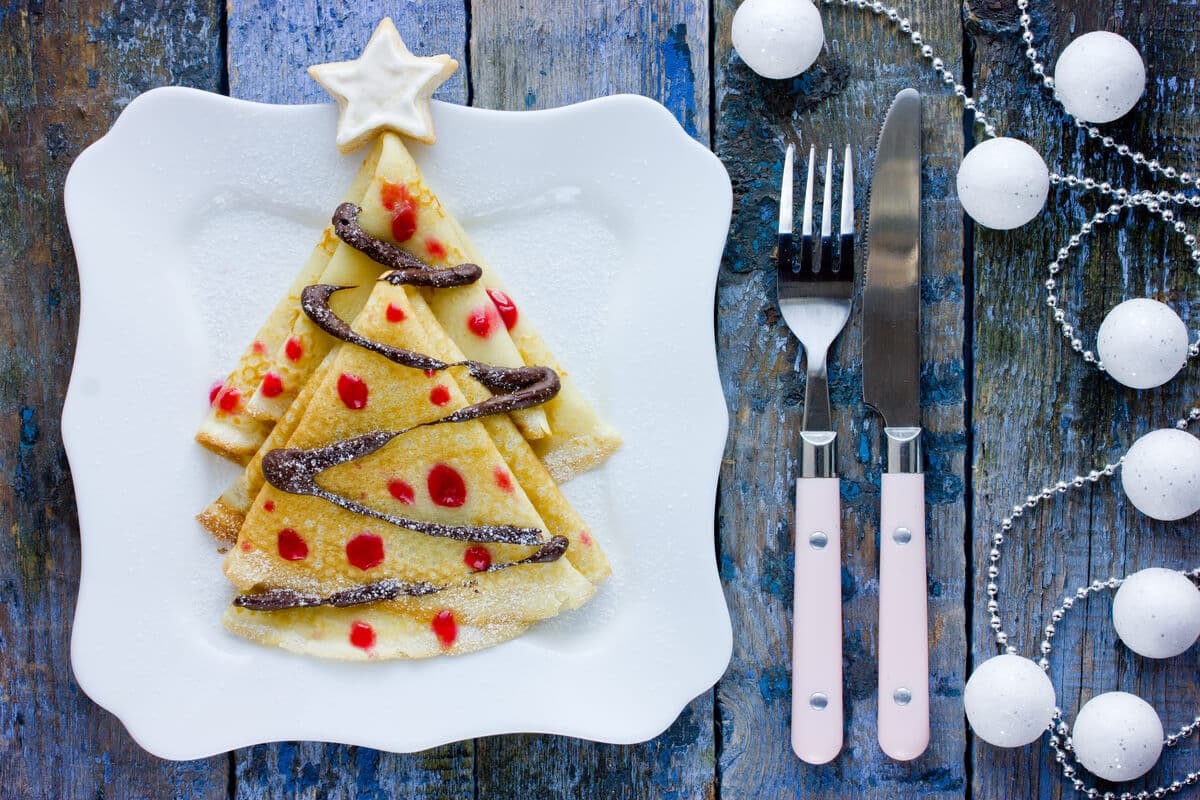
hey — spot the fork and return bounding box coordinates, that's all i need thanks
[777,143,855,765]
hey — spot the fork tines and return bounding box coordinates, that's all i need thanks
[777,143,855,283]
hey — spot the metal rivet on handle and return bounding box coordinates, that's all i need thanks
[809,531,828,549]
[893,687,912,706]
[809,693,828,710]
[892,527,912,545]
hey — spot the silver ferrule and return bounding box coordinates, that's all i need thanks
[884,426,922,474]
[800,430,837,478]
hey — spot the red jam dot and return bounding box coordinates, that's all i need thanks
[337,373,369,410]
[427,464,467,508]
[580,530,593,547]
[385,302,406,323]
[486,289,519,331]
[423,368,438,379]
[431,609,458,649]
[392,207,418,242]
[209,381,224,405]
[252,340,266,354]
[380,181,406,211]
[387,479,415,505]
[284,336,303,362]
[426,237,447,260]
[493,467,513,493]
[260,371,284,398]
[349,621,376,650]
[380,182,419,242]
[263,500,275,512]
[464,545,492,572]
[346,532,385,570]
[240,540,253,552]
[429,384,451,406]
[466,305,494,338]
[277,528,309,561]
[217,386,241,413]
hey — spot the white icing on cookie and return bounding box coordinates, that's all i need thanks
[308,18,458,151]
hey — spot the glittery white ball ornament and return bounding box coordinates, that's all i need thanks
[963,654,1057,747]
[1097,298,1189,390]
[1072,692,1163,782]
[1053,31,1146,124]
[1112,568,1200,659]
[731,0,824,80]
[956,138,1050,230]
[1121,428,1200,521]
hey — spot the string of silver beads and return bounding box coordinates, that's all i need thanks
[1039,565,1200,800]
[1015,0,1200,193]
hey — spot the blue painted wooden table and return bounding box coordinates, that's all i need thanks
[3,0,1199,797]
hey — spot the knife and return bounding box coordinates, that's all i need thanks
[862,87,928,761]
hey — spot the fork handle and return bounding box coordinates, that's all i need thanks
[792,476,843,764]
[877,472,929,761]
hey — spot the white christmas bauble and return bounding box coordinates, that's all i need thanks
[1121,428,1200,521]
[964,654,1057,747]
[1072,692,1163,782]
[1112,568,1200,659]
[956,137,1049,230]
[1053,31,1146,124]
[1097,298,1189,390]
[731,0,824,80]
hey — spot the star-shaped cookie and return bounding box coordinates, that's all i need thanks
[308,18,458,152]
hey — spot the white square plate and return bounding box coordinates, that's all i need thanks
[63,87,732,759]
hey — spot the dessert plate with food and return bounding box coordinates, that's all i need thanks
[64,18,731,758]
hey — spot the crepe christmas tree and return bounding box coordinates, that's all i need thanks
[197,17,616,659]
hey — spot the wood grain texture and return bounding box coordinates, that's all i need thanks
[470,0,711,141]
[0,1,228,798]
[224,3,476,797]
[968,1,1200,798]
[712,0,967,796]
[469,3,716,798]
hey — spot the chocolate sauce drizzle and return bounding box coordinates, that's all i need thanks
[262,434,543,545]
[334,202,483,288]
[236,210,567,612]
[233,536,568,611]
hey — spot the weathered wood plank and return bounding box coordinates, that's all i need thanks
[0,1,228,797]
[968,1,1200,798]
[468,2,717,798]
[224,2,477,797]
[712,1,968,796]
[469,0,711,141]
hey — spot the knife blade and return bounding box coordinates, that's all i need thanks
[862,87,929,762]
[863,88,921,430]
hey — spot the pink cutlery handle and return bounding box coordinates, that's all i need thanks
[792,477,843,764]
[877,472,929,760]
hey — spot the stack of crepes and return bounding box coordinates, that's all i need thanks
[196,131,620,659]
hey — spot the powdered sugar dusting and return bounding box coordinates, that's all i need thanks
[185,192,324,374]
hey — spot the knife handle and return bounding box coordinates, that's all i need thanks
[792,477,843,764]
[877,472,929,761]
